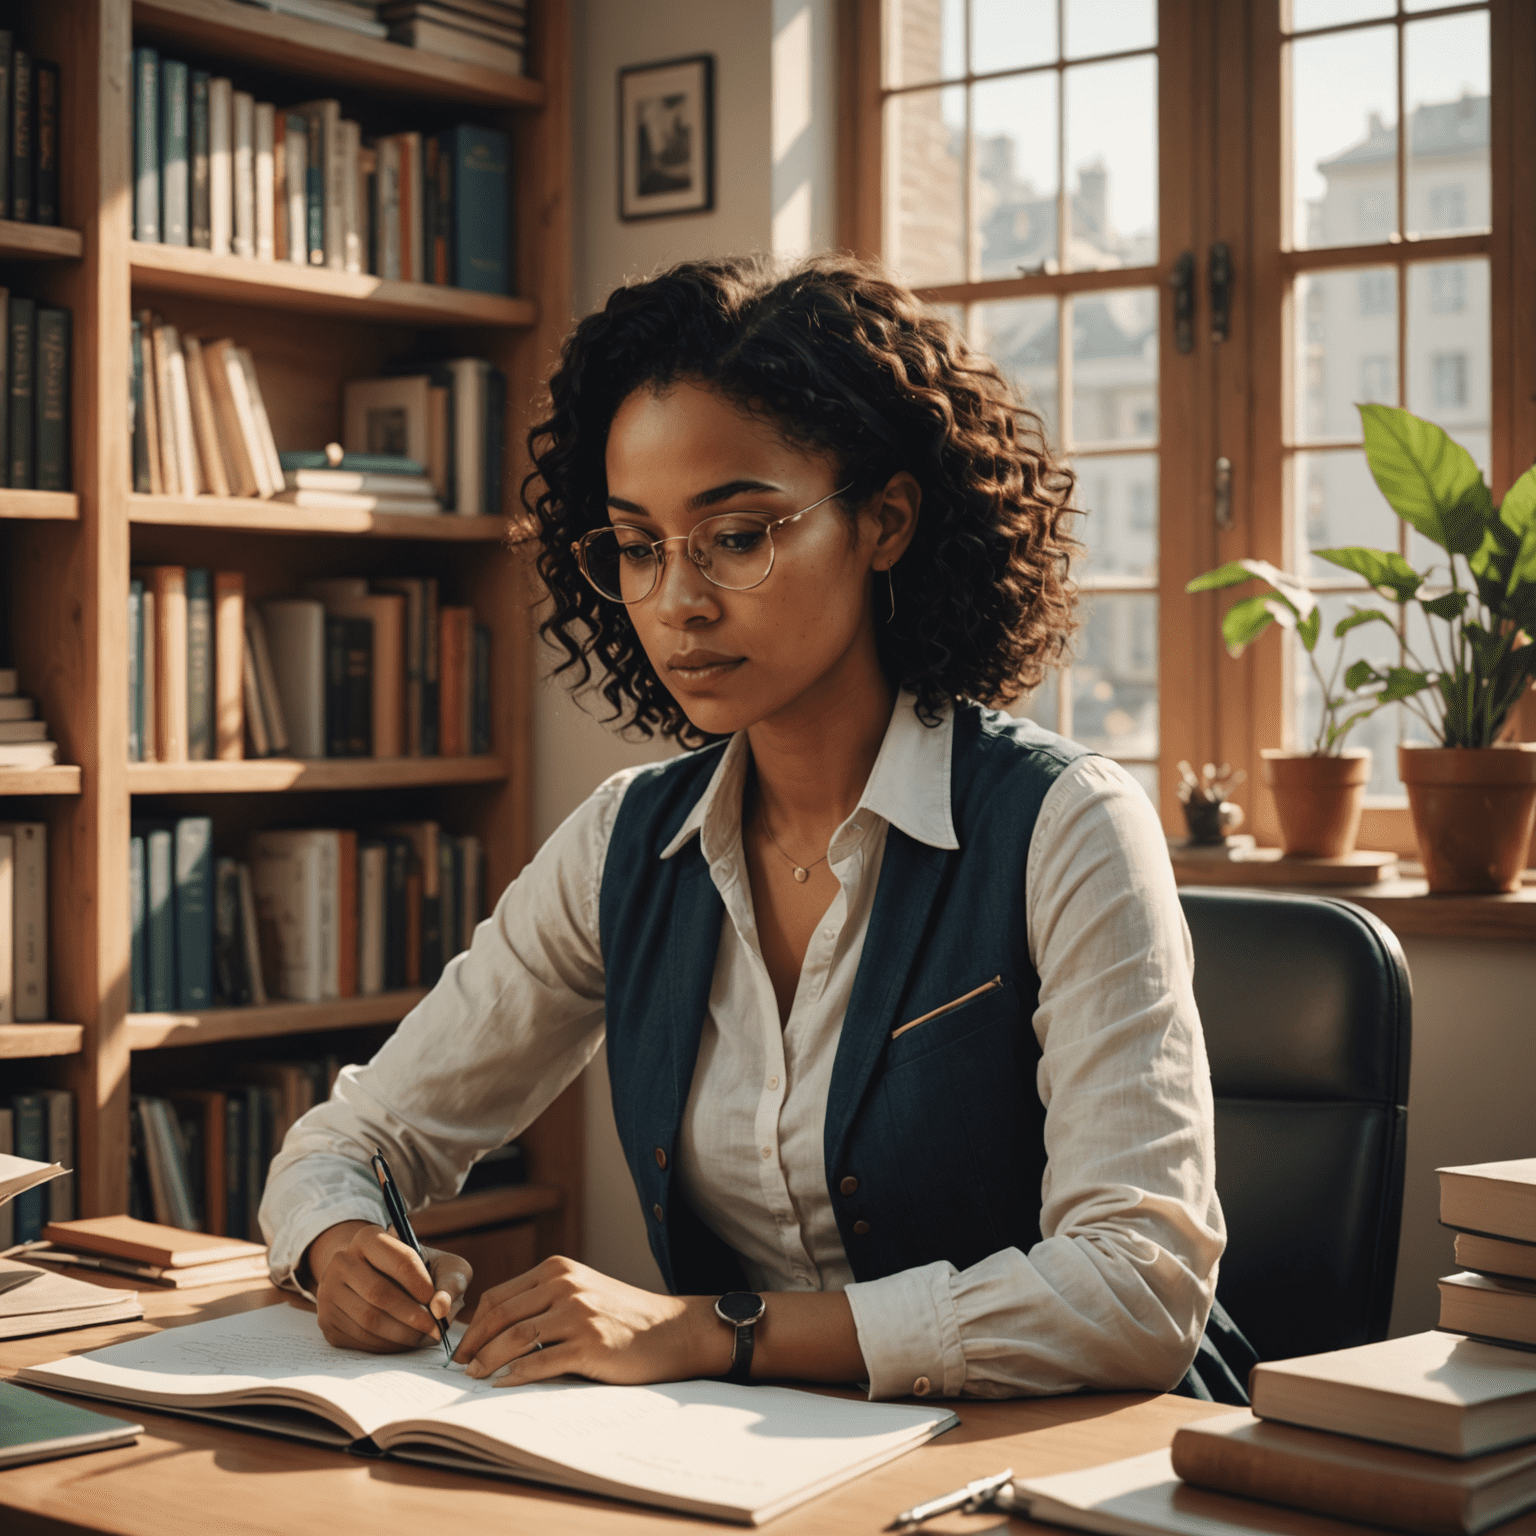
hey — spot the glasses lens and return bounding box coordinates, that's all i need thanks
[583,527,658,602]
[689,514,776,590]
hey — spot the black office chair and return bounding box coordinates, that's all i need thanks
[1180,887,1412,1365]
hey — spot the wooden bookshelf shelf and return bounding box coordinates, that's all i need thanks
[0,766,82,796]
[127,755,508,793]
[127,988,429,1050]
[133,0,546,109]
[0,1023,84,1058]
[129,243,540,327]
[0,220,84,260]
[130,494,511,542]
[0,490,80,520]
[413,1184,563,1238]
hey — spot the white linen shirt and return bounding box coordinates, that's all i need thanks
[260,694,1225,1400]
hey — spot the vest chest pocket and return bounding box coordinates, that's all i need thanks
[886,975,1011,1063]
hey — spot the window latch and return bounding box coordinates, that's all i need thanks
[1209,242,1233,343]
[1168,251,1195,355]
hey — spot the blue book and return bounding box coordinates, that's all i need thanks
[35,307,68,493]
[128,580,143,762]
[445,125,510,295]
[144,824,175,1011]
[129,832,147,1012]
[174,816,213,1009]
[7,1094,46,1242]
[185,569,212,760]
[159,58,188,246]
[8,295,33,490]
[132,48,159,243]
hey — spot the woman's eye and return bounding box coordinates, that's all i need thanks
[711,528,767,554]
[618,544,655,565]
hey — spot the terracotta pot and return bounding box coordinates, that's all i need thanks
[1260,749,1372,858]
[1398,743,1536,894]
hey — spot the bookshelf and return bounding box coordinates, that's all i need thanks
[1,0,581,1266]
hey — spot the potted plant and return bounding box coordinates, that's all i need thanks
[1184,559,1374,857]
[1308,404,1536,893]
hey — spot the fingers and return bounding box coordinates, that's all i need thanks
[362,1229,438,1305]
[426,1247,474,1322]
[490,1339,579,1389]
[453,1269,550,1364]
[332,1267,441,1347]
[320,1307,423,1356]
[463,1317,548,1379]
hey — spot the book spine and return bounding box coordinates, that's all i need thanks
[174,816,213,1009]
[272,111,287,262]
[284,114,307,267]
[440,836,460,962]
[484,364,505,516]
[384,838,407,990]
[434,129,452,284]
[0,34,12,222]
[254,101,275,261]
[341,119,360,273]
[10,48,30,222]
[0,833,10,1022]
[189,71,209,247]
[128,578,143,760]
[304,109,324,265]
[185,567,212,759]
[130,833,147,1012]
[232,91,254,259]
[155,565,189,761]
[33,60,57,225]
[0,821,47,1020]
[35,307,68,491]
[422,577,439,755]
[451,125,510,295]
[159,58,188,246]
[236,860,266,1004]
[208,78,231,256]
[0,1108,12,1249]
[7,1092,45,1241]
[213,857,243,1006]
[43,1089,74,1220]
[214,570,244,760]
[133,50,159,240]
[346,616,372,756]
[359,843,384,996]
[324,103,345,270]
[317,835,339,999]
[336,829,357,999]
[422,135,438,285]
[135,307,162,495]
[472,622,491,755]
[8,294,32,488]
[324,614,348,758]
[224,1094,245,1241]
[146,825,175,1010]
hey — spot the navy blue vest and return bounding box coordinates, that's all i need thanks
[597,701,1091,1296]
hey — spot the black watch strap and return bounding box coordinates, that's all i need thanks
[715,1291,766,1384]
[726,1320,755,1384]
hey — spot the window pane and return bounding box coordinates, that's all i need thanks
[889,0,964,87]
[1296,592,1402,796]
[1292,267,1398,444]
[1063,0,1155,59]
[1075,453,1157,578]
[1071,592,1158,758]
[1071,288,1157,448]
[974,72,1059,279]
[1404,12,1489,239]
[1294,448,1398,581]
[1288,0,1393,31]
[972,0,1056,74]
[1064,55,1158,270]
[886,86,966,285]
[1013,674,1061,732]
[1289,26,1397,249]
[976,295,1059,447]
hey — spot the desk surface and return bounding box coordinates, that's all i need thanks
[0,1273,1228,1536]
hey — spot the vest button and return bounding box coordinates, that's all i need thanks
[652,1203,664,1222]
[654,1147,667,1169]
[852,1219,871,1235]
[912,1376,931,1396]
[840,1175,858,1196]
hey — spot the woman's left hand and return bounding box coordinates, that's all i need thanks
[453,1256,727,1386]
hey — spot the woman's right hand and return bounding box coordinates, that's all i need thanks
[308,1219,473,1353]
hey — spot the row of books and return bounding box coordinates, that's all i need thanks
[0,36,60,226]
[1,1089,74,1246]
[131,817,485,1010]
[0,666,59,771]
[129,568,491,762]
[1,291,69,491]
[131,50,512,292]
[0,817,46,1021]
[233,0,527,76]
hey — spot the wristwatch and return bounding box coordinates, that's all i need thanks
[714,1291,766,1384]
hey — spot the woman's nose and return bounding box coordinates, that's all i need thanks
[651,540,721,627]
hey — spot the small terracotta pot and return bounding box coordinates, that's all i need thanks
[1398,743,1536,894]
[1260,749,1372,858]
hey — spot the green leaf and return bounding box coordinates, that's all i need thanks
[1358,403,1487,552]
[1296,604,1321,653]
[1325,706,1382,752]
[1443,480,1496,557]
[1344,659,1383,690]
[1379,667,1433,702]
[1185,560,1260,594]
[1314,545,1423,601]
[1334,607,1394,638]
[1419,590,1470,621]
[1498,463,1536,541]
[1510,523,1536,593]
[1220,593,1282,654]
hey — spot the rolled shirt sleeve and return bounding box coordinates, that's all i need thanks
[845,755,1225,1399]
[259,770,638,1296]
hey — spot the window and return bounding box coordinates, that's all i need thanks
[1432,352,1468,408]
[1428,263,1467,313]
[1428,184,1467,231]
[1359,354,1395,403]
[1358,271,1393,315]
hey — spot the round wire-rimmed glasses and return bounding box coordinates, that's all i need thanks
[572,486,853,605]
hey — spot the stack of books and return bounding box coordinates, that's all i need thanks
[0,668,59,769]
[30,1215,269,1286]
[1,292,71,491]
[235,0,387,39]
[276,450,441,517]
[384,0,526,79]
[0,35,61,226]
[1438,1158,1536,1351]
[1,1089,74,1245]
[0,818,47,1023]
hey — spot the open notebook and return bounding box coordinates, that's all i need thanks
[18,1302,956,1524]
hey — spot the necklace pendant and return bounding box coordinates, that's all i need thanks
[793,866,809,883]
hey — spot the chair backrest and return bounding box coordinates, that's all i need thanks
[1179,888,1412,1363]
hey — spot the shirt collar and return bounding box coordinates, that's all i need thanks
[659,691,958,861]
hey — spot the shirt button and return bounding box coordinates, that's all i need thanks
[840,1175,859,1196]
[652,1203,664,1222]
[821,927,835,940]
[849,823,862,834]
[853,1219,871,1235]
[761,1147,772,1160]
[654,1147,667,1169]
[912,1376,931,1396]
[767,1076,779,1090]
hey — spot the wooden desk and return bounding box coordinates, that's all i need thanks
[0,1274,1229,1536]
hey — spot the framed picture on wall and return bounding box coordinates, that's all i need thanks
[618,54,715,221]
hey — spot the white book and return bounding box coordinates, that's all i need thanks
[232,91,255,259]
[0,743,59,768]
[0,721,47,742]
[209,79,233,256]
[248,831,326,1001]
[274,489,441,515]
[0,668,15,695]
[340,119,361,274]
[284,470,435,496]
[0,822,46,1021]
[375,136,400,280]
[19,1305,956,1524]
[235,348,285,495]
[283,113,308,267]
[40,1090,74,1222]
[315,831,339,998]
[449,357,487,514]
[218,346,278,499]
[258,600,325,758]
[0,835,11,1022]
[0,697,35,721]
[357,842,386,996]
[162,327,203,496]
[254,102,275,261]
[235,862,268,1006]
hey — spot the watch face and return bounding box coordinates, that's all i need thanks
[715,1291,766,1326]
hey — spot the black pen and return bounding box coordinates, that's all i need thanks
[371,1147,454,1364]
[888,1468,1014,1531]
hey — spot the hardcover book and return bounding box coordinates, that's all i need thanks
[33,61,57,225]
[10,48,30,222]
[132,48,159,242]
[34,307,68,492]
[189,70,210,247]
[159,58,189,246]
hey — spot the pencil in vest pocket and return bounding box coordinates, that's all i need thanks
[890,975,1003,1040]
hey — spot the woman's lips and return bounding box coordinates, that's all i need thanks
[666,651,745,683]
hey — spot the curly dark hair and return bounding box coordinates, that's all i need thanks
[520,254,1079,745]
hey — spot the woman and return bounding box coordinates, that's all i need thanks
[261,255,1232,1402]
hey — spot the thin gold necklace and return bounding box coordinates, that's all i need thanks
[756,805,829,884]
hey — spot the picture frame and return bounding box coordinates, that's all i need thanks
[342,375,431,466]
[618,54,715,222]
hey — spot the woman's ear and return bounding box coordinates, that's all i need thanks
[868,471,921,572]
